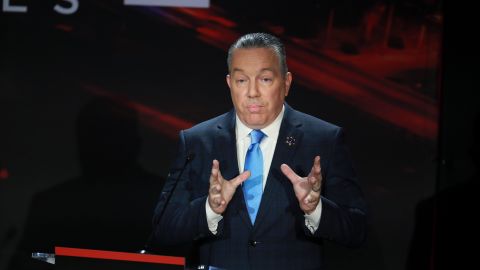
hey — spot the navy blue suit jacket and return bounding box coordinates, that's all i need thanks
[152,104,367,270]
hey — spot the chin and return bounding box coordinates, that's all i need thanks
[245,119,267,129]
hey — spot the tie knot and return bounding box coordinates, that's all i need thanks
[250,130,265,145]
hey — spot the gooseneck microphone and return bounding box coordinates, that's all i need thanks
[140,152,195,254]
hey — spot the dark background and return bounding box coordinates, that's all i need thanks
[1,0,476,269]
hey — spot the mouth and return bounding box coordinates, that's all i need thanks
[246,104,263,113]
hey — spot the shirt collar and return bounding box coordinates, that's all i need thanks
[236,105,285,140]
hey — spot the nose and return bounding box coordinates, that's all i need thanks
[247,80,260,98]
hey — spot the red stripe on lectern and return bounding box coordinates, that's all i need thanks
[55,246,185,266]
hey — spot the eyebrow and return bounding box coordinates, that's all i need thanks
[231,68,275,74]
[231,68,244,74]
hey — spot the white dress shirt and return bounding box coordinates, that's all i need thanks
[206,105,322,234]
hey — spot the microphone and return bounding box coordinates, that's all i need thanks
[140,152,195,254]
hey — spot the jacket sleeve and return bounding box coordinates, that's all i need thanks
[151,130,214,246]
[313,128,368,247]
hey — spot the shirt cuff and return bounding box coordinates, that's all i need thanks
[304,199,322,234]
[205,197,223,235]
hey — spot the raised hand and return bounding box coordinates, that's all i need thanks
[208,159,250,214]
[280,156,322,214]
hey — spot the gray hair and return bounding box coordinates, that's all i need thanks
[227,32,288,76]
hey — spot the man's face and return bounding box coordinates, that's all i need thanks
[227,47,292,129]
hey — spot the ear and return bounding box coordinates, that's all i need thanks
[226,74,232,89]
[284,72,292,97]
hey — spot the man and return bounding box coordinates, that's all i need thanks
[151,33,367,270]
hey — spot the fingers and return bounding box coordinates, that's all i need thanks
[212,196,225,207]
[313,156,321,177]
[209,159,219,184]
[208,160,250,214]
[209,160,225,211]
[217,168,224,183]
[281,157,322,214]
[209,160,222,195]
[280,163,301,184]
[304,188,320,204]
[308,156,321,178]
[303,185,320,214]
[309,156,322,192]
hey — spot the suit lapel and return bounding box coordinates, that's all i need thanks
[253,105,303,231]
[214,111,238,180]
[214,111,252,228]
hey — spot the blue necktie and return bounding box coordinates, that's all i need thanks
[243,129,265,224]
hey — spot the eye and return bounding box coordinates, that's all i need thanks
[235,78,248,85]
[260,77,272,83]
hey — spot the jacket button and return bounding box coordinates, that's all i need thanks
[249,240,257,247]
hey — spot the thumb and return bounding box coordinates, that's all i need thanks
[231,171,251,188]
[281,164,300,185]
